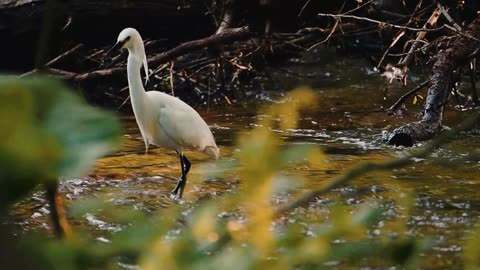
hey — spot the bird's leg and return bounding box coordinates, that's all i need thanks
[45,181,72,238]
[144,141,149,154]
[171,153,186,199]
[183,155,191,175]
[178,155,191,198]
[171,154,191,199]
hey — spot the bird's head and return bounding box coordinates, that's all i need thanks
[105,28,150,84]
[107,28,140,52]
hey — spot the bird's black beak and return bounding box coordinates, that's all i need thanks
[104,40,126,59]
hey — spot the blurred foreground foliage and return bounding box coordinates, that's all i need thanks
[0,76,120,208]
[1,83,479,270]
[0,76,120,268]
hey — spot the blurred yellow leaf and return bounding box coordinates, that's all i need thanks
[192,205,219,244]
[464,225,480,270]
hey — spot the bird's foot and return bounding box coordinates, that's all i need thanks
[170,176,186,200]
[170,192,180,200]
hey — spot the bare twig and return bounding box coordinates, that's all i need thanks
[377,0,424,68]
[316,13,446,32]
[307,19,339,51]
[298,0,312,17]
[398,8,442,67]
[387,40,433,57]
[342,0,375,15]
[377,30,405,68]
[437,2,462,31]
[387,80,431,112]
[116,96,131,111]
[46,44,84,67]
[274,23,362,52]
[444,25,480,43]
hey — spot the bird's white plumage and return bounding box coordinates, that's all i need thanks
[116,27,219,158]
[146,91,219,158]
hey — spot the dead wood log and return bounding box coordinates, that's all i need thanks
[388,15,480,146]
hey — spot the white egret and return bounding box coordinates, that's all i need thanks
[105,28,219,199]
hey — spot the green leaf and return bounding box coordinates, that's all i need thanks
[0,76,121,208]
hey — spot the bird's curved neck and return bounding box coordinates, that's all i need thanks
[127,51,147,107]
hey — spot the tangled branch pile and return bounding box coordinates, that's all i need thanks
[9,0,480,139]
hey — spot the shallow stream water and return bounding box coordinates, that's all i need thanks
[9,54,480,269]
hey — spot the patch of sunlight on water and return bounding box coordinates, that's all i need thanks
[8,56,480,269]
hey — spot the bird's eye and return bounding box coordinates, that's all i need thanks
[124,36,131,42]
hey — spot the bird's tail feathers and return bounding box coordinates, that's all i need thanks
[204,146,220,159]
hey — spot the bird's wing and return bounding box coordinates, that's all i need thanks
[157,105,215,151]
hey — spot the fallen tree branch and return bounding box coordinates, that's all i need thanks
[149,26,252,66]
[36,27,253,82]
[389,15,480,146]
[47,67,125,81]
[20,44,84,77]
